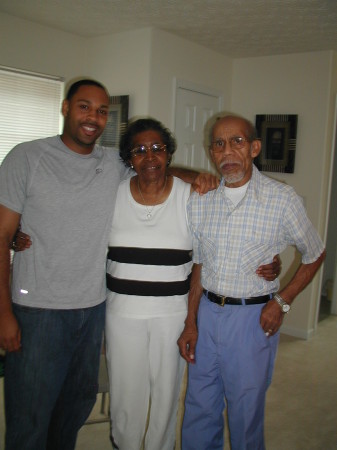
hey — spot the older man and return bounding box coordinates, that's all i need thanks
[178,114,325,450]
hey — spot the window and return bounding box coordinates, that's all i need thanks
[0,66,64,165]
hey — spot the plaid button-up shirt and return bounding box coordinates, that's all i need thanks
[187,166,324,298]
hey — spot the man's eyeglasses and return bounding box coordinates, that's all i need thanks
[130,144,167,157]
[210,137,253,153]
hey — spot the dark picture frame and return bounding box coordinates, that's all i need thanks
[255,114,298,173]
[97,95,129,148]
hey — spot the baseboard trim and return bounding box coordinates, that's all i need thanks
[280,325,314,340]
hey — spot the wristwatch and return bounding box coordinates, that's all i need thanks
[273,293,291,314]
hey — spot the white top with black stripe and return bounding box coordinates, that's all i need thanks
[106,176,192,318]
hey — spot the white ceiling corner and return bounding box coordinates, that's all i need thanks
[0,0,336,58]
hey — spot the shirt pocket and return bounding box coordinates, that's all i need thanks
[241,232,277,276]
[200,236,217,273]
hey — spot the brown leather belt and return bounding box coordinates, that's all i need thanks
[203,290,272,307]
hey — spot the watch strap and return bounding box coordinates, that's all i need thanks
[274,293,291,313]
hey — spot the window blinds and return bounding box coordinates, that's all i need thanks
[0,67,64,165]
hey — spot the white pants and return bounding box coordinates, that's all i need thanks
[105,310,186,450]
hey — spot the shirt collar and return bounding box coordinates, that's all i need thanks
[219,165,263,202]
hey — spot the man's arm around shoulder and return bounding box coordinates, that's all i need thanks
[168,166,219,194]
[0,204,22,352]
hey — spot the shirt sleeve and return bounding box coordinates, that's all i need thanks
[282,189,325,264]
[0,144,28,214]
[106,146,134,181]
[187,193,203,264]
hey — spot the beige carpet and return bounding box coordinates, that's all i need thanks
[1,315,336,449]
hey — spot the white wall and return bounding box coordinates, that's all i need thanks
[231,51,337,337]
[148,28,232,128]
[85,28,153,118]
[0,16,157,118]
[0,12,85,84]
[85,27,233,126]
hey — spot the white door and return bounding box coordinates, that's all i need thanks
[173,82,222,173]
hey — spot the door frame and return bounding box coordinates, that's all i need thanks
[328,96,337,315]
[316,94,337,320]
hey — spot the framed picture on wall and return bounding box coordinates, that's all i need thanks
[97,95,129,148]
[255,114,298,173]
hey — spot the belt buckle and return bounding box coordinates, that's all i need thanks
[219,295,226,307]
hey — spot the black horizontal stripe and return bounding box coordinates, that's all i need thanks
[107,247,192,266]
[106,273,191,296]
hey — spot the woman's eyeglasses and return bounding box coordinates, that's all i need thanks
[130,144,167,157]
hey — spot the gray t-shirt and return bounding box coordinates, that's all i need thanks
[0,135,130,309]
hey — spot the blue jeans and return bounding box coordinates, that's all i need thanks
[4,301,106,450]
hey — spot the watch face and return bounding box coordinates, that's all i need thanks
[282,304,290,313]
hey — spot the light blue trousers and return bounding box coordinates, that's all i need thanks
[182,295,279,450]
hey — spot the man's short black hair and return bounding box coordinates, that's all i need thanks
[66,79,109,100]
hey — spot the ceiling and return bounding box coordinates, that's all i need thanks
[1,0,337,58]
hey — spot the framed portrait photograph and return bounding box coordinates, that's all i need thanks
[97,95,129,148]
[255,114,298,173]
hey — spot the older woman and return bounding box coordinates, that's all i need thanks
[104,118,279,450]
[105,118,192,450]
